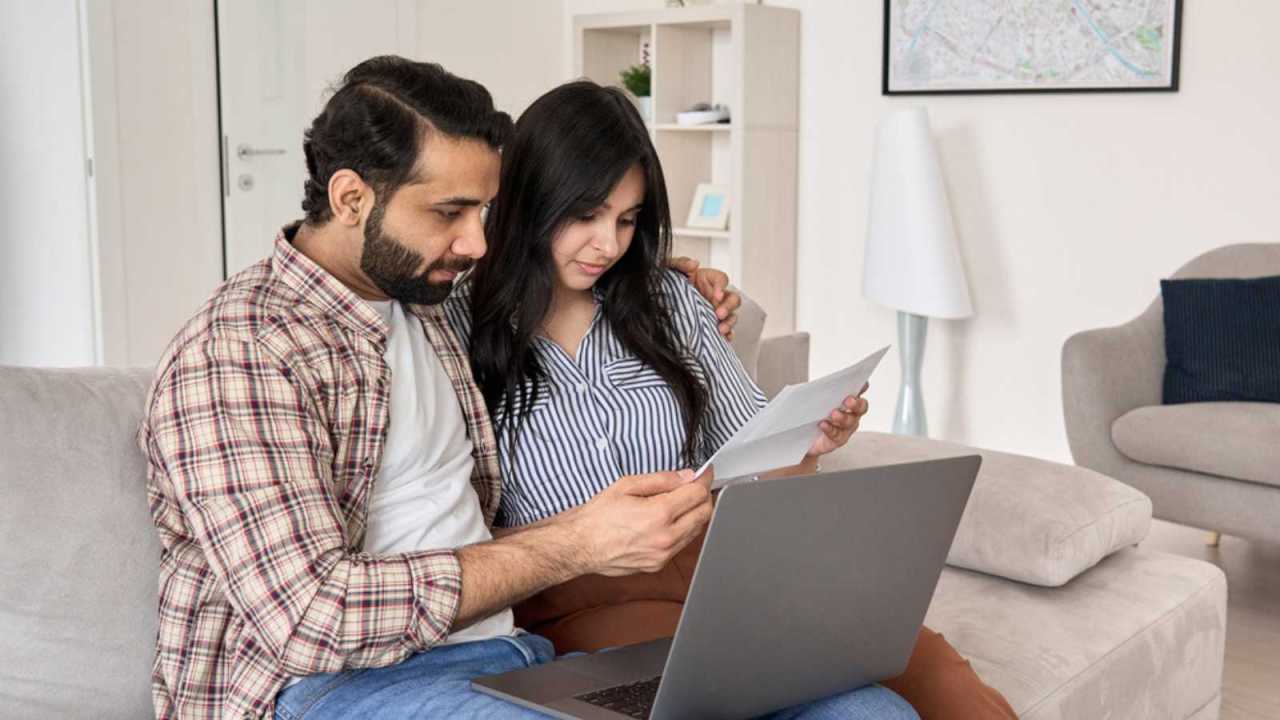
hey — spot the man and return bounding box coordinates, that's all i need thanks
[140,57,912,720]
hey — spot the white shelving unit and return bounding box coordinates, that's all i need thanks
[573,3,800,334]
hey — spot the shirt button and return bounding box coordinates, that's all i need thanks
[576,382,588,394]
[595,437,608,450]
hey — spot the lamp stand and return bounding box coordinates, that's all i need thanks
[893,311,928,437]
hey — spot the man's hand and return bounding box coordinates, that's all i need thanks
[670,256,741,340]
[453,472,711,629]
[806,383,870,458]
[571,469,713,576]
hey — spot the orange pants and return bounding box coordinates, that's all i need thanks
[514,531,1016,720]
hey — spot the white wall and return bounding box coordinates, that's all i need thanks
[552,0,1280,462]
[781,0,1280,462]
[0,0,222,369]
[0,1,98,367]
[417,0,564,117]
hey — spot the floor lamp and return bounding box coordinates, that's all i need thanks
[862,107,972,437]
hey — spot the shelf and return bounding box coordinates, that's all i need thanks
[575,6,735,32]
[673,227,731,240]
[575,3,799,334]
[651,123,732,132]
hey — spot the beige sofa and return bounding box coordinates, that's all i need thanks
[1,324,1226,718]
[1063,243,1280,544]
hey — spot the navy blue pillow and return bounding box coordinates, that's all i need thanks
[1161,275,1280,404]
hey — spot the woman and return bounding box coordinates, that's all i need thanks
[445,80,1015,720]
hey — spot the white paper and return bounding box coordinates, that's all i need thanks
[697,346,890,489]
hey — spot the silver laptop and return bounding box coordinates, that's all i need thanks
[473,456,980,720]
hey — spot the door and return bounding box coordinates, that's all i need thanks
[217,0,418,276]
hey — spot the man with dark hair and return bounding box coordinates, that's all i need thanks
[139,57,747,719]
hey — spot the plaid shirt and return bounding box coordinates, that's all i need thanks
[138,227,501,720]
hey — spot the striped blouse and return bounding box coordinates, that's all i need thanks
[445,269,767,527]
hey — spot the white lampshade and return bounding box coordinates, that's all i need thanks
[863,107,973,319]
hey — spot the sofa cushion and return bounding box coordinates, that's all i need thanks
[1112,402,1280,488]
[0,367,158,720]
[925,548,1226,719]
[1161,275,1280,404]
[828,433,1152,587]
[754,333,810,400]
[727,287,767,382]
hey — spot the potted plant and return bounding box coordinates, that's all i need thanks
[620,63,651,121]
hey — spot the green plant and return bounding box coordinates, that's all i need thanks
[619,63,651,97]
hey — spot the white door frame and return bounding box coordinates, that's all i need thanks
[82,0,223,366]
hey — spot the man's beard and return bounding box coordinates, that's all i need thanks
[359,202,473,306]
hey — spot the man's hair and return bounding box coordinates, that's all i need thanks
[301,56,513,224]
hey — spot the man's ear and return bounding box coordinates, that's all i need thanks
[327,169,372,227]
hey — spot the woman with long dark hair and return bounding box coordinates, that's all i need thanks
[444,81,1015,719]
[454,80,785,524]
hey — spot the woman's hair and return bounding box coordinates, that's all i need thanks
[469,80,708,466]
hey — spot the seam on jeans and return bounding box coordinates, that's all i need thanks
[495,635,538,667]
[286,670,363,719]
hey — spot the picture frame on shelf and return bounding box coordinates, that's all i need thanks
[685,183,730,230]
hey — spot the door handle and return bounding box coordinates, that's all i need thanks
[236,144,287,160]
[222,136,231,197]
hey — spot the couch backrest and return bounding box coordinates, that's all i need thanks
[728,290,767,380]
[1138,243,1280,320]
[1170,242,1280,280]
[0,366,157,719]
[1121,243,1280,349]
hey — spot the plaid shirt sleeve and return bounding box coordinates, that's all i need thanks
[145,335,463,676]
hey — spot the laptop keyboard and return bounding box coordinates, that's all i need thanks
[574,675,662,719]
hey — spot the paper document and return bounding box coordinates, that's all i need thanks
[696,345,890,489]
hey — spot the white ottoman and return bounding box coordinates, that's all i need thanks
[827,432,1227,719]
[928,549,1225,719]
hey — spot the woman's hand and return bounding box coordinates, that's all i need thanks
[805,383,870,458]
[670,256,740,339]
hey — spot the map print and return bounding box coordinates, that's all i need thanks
[886,0,1180,92]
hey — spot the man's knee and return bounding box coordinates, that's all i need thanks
[861,685,921,720]
[783,684,918,720]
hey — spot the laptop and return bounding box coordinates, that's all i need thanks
[473,456,981,720]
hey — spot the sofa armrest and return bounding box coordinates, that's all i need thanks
[1061,306,1164,476]
[727,289,767,380]
[755,332,810,400]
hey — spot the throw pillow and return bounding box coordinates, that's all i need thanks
[1161,275,1280,404]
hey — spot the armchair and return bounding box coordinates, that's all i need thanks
[1062,243,1280,543]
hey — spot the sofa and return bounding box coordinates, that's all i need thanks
[1063,243,1280,544]
[1,321,1226,719]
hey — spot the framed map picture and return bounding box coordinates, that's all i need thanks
[883,0,1182,95]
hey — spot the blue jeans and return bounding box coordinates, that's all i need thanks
[274,633,919,719]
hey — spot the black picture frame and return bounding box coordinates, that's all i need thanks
[882,0,1183,96]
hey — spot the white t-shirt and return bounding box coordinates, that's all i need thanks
[363,299,514,645]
